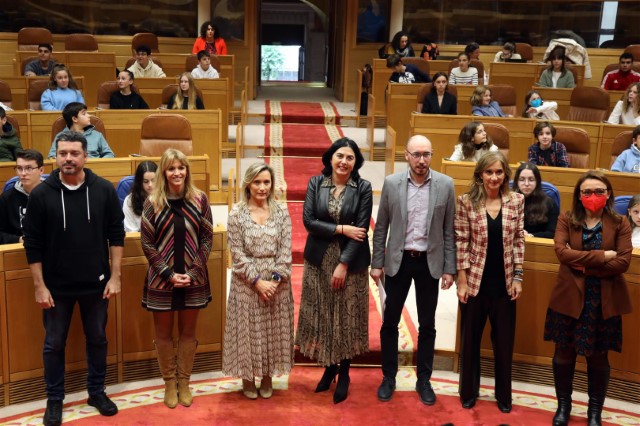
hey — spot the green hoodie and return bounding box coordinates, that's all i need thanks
[0,122,22,162]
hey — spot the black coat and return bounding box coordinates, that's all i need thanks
[302,174,372,273]
[421,91,457,115]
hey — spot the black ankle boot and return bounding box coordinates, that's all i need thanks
[586,366,610,426]
[315,364,338,393]
[552,361,575,426]
[333,359,350,404]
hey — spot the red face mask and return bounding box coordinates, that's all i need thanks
[581,194,607,212]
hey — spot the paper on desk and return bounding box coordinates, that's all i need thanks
[376,275,386,321]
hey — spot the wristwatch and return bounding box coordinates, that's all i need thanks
[271,272,282,283]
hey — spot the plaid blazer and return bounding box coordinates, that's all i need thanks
[455,191,525,297]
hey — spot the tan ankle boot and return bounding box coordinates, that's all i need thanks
[242,379,258,400]
[177,339,198,407]
[259,376,273,399]
[155,340,178,409]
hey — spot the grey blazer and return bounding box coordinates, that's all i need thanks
[371,169,456,278]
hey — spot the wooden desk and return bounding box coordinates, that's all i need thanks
[15,51,117,109]
[489,63,585,113]
[441,160,640,214]
[128,77,229,146]
[371,59,392,116]
[411,115,606,171]
[0,230,226,405]
[386,83,422,149]
[150,54,235,110]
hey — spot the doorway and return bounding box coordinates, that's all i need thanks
[259,0,330,85]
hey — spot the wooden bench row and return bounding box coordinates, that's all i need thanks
[441,160,638,218]
[395,114,636,173]
[0,155,211,198]
[4,109,223,192]
[369,59,587,117]
[0,231,227,405]
[378,83,625,152]
[10,51,236,110]
[1,77,230,147]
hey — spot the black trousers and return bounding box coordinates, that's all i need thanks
[380,253,439,381]
[458,291,516,404]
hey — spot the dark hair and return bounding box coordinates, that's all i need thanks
[503,42,516,53]
[0,106,5,119]
[62,102,88,128]
[533,121,556,139]
[197,50,211,61]
[136,44,151,56]
[569,170,620,227]
[628,194,640,230]
[130,161,158,216]
[522,90,542,117]
[620,52,634,62]
[430,72,448,93]
[457,51,470,62]
[633,124,640,140]
[321,137,364,180]
[120,69,134,81]
[512,162,550,225]
[458,121,493,159]
[200,21,221,40]
[16,149,44,168]
[464,42,480,57]
[38,43,53,52]
[55,130,87,152]
[545,47,567,75]
[391,31,410,51]
[48,64,78,90]
[386,54,402,68]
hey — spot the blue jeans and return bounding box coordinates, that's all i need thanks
[42,292,109,400]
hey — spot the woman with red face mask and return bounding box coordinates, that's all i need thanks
[544,170,632,426]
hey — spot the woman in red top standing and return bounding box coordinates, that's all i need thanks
[192,21,228,55]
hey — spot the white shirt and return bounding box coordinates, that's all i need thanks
[607,100,640,125]
[191,65,220,79]
[632,227,640,249]
[123,194,141,232]
[449,143,498,162]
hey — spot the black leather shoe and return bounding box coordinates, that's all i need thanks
[497,401,512,413]
[377,376,396,402]
[43,399,63,426]
[315,365,338,393]
[87,392,118,416]
[461,398,476,409]
[333,374,350,404]
[416,380,436,405]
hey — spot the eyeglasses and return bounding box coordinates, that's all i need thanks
[580,188,607,197]
[15,166,39,173]
[406,151,433,160]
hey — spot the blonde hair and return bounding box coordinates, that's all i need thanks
[240,162,279,216]
[466,151,511,209]
[171,72,198,110]
[150,148,201,212]
[48,64,79,91]
[470,85,490,107]
[621,82,640,115]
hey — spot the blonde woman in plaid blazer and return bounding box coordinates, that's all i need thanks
[454,151,525,413]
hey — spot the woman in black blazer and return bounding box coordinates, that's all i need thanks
[296,137,373,405]
[421,72,457,115]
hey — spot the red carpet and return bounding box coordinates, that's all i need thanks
[7,367,637,425]
[265,101,341,125]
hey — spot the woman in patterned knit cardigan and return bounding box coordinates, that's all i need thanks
[141,149,213,409]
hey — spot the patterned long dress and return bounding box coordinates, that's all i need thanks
[544,222,623,355]
[296,186,369,366]
[223,203,294,380]
[141,193,213,311]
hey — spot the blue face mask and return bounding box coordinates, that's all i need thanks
[530,98,542,108]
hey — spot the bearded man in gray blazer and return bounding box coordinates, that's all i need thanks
[371,134,456,405]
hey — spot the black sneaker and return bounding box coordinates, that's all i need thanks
[377,376,396,402]
[87,392,118,416]
[43,399,63,426]
[416,379,436,405]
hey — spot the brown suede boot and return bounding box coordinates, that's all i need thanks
[155,340,178,409]
[177,339,198,407]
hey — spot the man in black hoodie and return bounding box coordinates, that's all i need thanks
[23,131,125,426]
[0,149,44,244]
